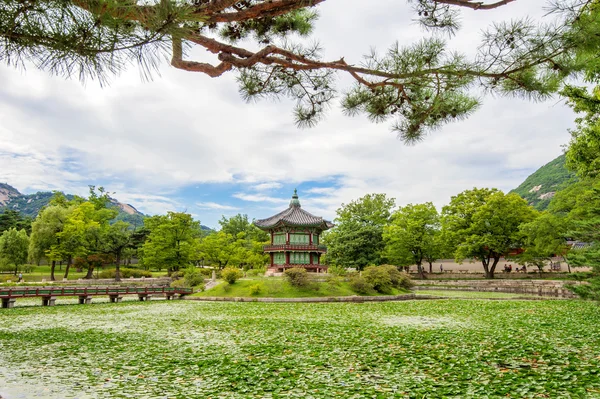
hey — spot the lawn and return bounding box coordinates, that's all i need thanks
[194,277,408,298]
[1,300,599,398]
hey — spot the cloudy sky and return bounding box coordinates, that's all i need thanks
[0,0,576,228]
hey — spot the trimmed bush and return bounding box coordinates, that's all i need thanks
[183,267,204,287]
[222,267,243,284]
[98,268,152,279]
[380,264,414,289]
[328,265,347,276]
[249,284,262,295]
[246,267,266,277]
[350,275,373,294]
[363,266,393,293]
[283,267,309,287]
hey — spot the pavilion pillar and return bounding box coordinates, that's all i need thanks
[286,252,290,266]
[270,253,274,267]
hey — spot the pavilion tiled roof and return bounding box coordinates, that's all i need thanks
[254,190,334,230]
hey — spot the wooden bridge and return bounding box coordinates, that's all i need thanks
[0,286,193,308]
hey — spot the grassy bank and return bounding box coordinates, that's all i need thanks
[194,277,409,298]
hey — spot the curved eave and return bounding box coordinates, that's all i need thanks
[255,220,333,231]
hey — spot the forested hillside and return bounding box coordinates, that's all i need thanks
[511,154,578,210]
[0,183,145,226]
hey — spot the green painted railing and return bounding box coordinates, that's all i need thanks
[0,286,193,298]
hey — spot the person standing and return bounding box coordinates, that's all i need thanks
[440,264,443,273]
[18,272,23,282]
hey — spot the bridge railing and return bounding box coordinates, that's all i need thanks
[0,286,193,308]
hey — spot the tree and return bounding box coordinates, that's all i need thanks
[564,86,600,178]
[2,0,594,142]
[325,194,395,270]
[103,221,133,281]
[142,212,200,273]
[519,212,570,274]
[0,228,29,275]
[195,231,241,269]
[442,188,537,278]
[384,202,440,277]
[0,210,32,235]
[28,205,70,281]
[219,213,268,241]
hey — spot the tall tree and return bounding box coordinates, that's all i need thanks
[1,1,594,142]
[103,221,132,281]
[326,194,395,270]
[0,210,32,235]
[195,231,241,269]
[442,188,537,278]
[219,213,269,241]
[0,228,29,275]
[519,212,571,273]
[384,202,440,277]
[28,205,70,281]
[142,212,200,273]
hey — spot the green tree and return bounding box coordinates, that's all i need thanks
[2,1,593,142]
[142,212,200,273]
[383,202,439,277]
[442,188,537,279]
[326,194,395,271]
[219,213,268,241]
[0,210,32,235]
[28,205,70,281]
[519,212,570,274]
[0,228,29,275]
[103,221,133,281]
[195,231,241,269]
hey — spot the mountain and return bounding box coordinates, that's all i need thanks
[0,183,213,231]
[0,183,145,226]
[510,154,578,210]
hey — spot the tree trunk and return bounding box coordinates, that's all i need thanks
[14,264,18,276]
[417,263,425,279]
[59,260,62,271]
[485,256,500,279]
[84,266,94,279]
[50,260,56,281]
[64,257,72,279]
[428,261,433,274]
[115,254,121,282]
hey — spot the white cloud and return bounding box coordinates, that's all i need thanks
[232,193,289,204]
[251,182,283,191]
[196,201,240,211]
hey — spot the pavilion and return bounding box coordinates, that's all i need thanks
[254,190,333,273]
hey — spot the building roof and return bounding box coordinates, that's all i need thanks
[254,189,334,230]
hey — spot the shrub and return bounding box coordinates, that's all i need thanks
[380,265,414,289]
[222,267,243,284]
[170,279,186,288]
[184,267,204,287]
[363,266,393,294]
[328,265,347,276]
[249,284,262,295]
[246,267,266,277]
[98,268,152,279]
[326,275,341,286]
[283,267,309,287]
[350,275,374,294]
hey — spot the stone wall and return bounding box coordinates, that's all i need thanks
[185,294,421,303]
[414,279,583,298]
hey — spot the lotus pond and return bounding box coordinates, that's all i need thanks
[1,299,600,398]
